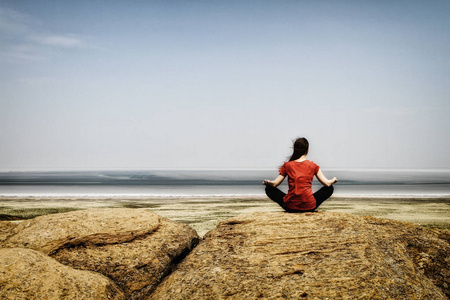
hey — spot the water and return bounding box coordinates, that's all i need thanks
[1,169,450,198]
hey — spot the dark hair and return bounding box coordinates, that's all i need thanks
[288,137,309,161]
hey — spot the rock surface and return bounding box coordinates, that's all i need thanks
[149,211,449,299]
[0,221,16,244]
[1,208,199,299]
[0,247,124,299]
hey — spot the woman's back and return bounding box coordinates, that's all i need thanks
[280,160,319,210]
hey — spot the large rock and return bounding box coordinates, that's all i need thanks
[149,211,449,299]
[0,247,124,299]
[1,208,199,299]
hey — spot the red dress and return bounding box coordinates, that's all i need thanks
[279,160,320,211]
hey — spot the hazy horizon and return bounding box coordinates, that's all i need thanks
[1,168,450,198]
[1,1,449,172]
[2,167,450,173]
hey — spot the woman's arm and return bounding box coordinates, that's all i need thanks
[316,168,338,187]
[263,174,285,188]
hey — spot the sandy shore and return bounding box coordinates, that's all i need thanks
[1,196,449,236]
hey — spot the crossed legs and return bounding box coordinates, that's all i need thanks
[265,185,334,213]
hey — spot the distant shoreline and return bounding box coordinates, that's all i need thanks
[1,194,450,200]
[1,195,449,234]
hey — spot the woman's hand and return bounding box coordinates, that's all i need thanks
[316,169,338,187]
[262,175,285,188]
[331,177,338,185]
[262,180,273,186]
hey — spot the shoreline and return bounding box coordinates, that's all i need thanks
[1,195,449,235]
[1,194,450,199]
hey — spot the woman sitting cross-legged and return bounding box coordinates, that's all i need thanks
[263,137,338,213]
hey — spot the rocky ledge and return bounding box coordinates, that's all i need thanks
[0,208,199,299]
[1,209,448,299]
[151,211,449,299]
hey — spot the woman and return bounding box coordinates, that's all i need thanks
[263,137,338,212]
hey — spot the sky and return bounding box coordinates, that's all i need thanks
[1,0,449,171]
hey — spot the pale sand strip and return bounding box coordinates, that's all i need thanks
[1,196,449,236]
